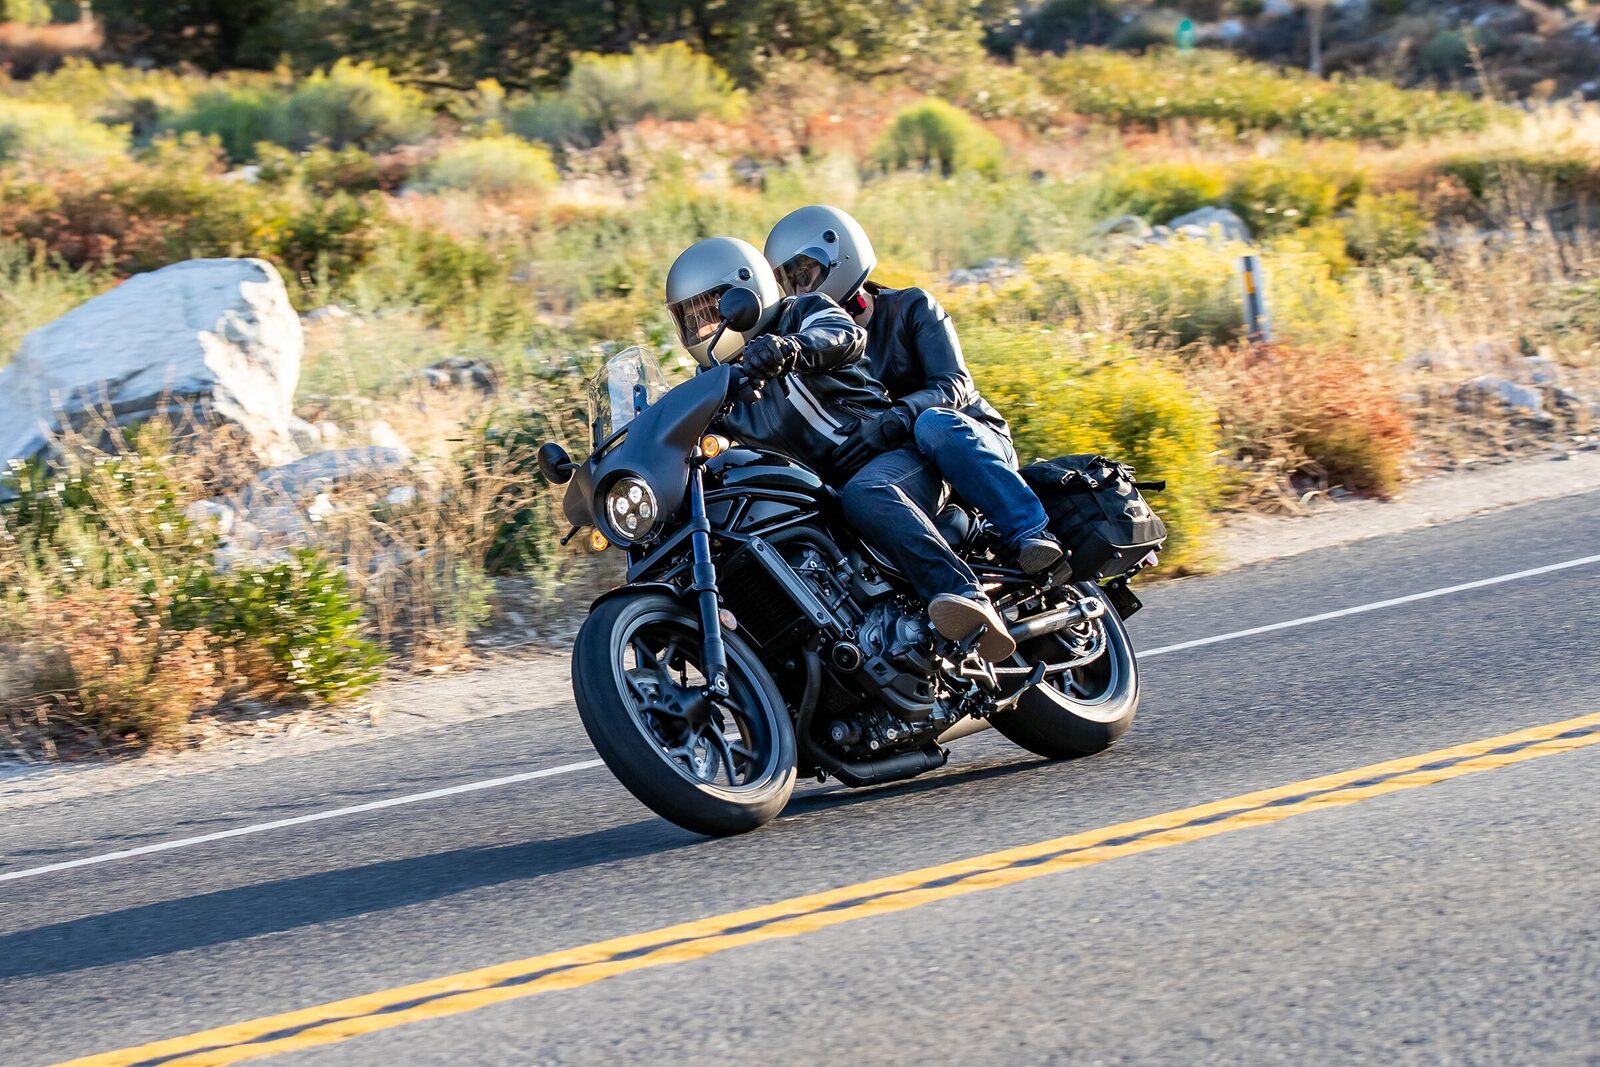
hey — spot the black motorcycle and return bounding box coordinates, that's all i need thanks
[539,290,1158,836]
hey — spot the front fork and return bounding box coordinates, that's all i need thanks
[686,463,731,698]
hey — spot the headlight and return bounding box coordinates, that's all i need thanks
[604,475,657,543]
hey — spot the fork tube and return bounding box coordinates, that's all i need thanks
[688,464,730,696]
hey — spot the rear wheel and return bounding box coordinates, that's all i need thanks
[572,592,796,836]
[991,583,1139,759]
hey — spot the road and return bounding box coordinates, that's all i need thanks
[2,489,1598,1066]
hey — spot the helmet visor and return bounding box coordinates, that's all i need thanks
[775,251,830,296]
[669,285,731,347]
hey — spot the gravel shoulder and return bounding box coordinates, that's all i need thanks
[5,447,1599,810]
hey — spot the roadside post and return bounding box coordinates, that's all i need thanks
[1239,254,1272,345]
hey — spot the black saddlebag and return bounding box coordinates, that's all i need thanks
[1021,454,1167,580]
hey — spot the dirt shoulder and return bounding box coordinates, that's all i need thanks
[5,447,1599,811]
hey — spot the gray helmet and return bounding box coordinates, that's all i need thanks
[665,236,782,368]
[763,205,877,305]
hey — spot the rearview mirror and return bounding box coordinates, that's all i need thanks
[537,442,576,484]
[718,286,762,334]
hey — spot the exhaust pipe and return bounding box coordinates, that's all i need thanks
[1008,596,1106,645]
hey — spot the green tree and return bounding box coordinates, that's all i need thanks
[93,0,282,69]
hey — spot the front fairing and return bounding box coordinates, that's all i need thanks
[562,363,734,538]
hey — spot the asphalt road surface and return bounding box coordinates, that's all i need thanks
[3,489,1599,1066]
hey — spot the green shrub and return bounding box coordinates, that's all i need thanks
[1339,190,1429,263]
[1222,154,1364,236]
[419,136,558,197]
[0,241,108,366]
[505,92,589,146]
[1039,48,1498,144]
[0,99,128,165]
[875,99,1003,179]
[196,549,385,703]
[286,60,431,152]
[1437,149,1600,205]
[165,85,281,163]
[1098,161,1226,223]
[164,60,430,162]
[962,326,1219,572]
[565,42,743,132]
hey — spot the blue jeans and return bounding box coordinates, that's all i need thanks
[840,447,982,603]
[913,408,1050,552]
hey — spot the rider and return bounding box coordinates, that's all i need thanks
[665,235,884,488]
[667,236,1018,660]
[764,205,1063,661]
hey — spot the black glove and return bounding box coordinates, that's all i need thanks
[742,334,802,380]
[832,410,911,473]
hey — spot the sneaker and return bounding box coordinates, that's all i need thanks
[1016,536,1064,575]
[928,593,1017,661]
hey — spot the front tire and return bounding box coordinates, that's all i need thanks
[572,592,797,836]
[992,583,1139,759]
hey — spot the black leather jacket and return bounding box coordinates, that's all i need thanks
[863,284,1008,440]
[718,292,888,483]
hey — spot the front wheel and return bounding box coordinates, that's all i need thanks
[572,592,797,836]
[991,583,1139,759]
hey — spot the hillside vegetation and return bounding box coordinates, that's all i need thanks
[1,7,1598,753]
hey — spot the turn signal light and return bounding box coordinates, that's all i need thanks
[588,530,609,552]
[700,434,728,458]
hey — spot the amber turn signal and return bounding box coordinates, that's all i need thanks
[700,434,728,458]
[588,530,609,552]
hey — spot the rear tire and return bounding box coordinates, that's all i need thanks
[992,583,1139,759]
[572,592,796,836]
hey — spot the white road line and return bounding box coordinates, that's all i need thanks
[4,551,1598,885]
[0,759,604,885]
[1139,553,1600,659]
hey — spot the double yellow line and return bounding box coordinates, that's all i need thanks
[58,711,1600,1067]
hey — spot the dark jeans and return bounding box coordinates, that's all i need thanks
[840,447,981,603]
[912,408,1049,552]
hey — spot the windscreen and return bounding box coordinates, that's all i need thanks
[586,346,670,446]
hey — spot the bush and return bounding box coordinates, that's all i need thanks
[1098,162,1226,223]
[164,84,282,162]
[566,42,743,131]
[419,136,558,197]
[875,99,1004,179]
[1206,344,1411,499]
[164,60,430,162]
[284,59,432,152]
[194,549,385,703]
[505,92,589,147]
[1340,190,1429,263]
[0,99,128,165]
[963,327,1219,572]
[1222,154,1364,236]
[1039,48,1498,144]
[0,240,107,366]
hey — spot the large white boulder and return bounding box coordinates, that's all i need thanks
[0,258,303,469]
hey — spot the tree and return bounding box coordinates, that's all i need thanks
[92,0,282,69]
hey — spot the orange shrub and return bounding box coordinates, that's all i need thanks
[1209,344,1412,499]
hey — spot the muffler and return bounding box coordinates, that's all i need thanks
[1008,595,1106,645]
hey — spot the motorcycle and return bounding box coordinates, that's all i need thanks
[539,289,1153,836]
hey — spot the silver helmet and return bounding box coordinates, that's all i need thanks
[763,205,877,305]
[665,236,782,368]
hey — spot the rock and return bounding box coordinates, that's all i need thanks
[1457,375,1546,417]
[946,258,1021,289]
[0,258,302,470]
[243,446,412,507]
[386,485,419,508]
[368,420,408,451]
[287,415,322,452]
[418,356,498,393]
[184,499,235,535]
[301,305,359,325]
[313,420,342,447]
[1091,214,1152,239]
[1165,207,1251,244]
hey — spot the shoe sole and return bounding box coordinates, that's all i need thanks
[928,597,1017,661]
[1018,541,1064,574]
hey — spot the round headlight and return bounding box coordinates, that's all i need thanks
[603,476,658,543]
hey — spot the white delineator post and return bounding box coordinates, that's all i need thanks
[1239,254,1272,344]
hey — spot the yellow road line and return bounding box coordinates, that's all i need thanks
[56,711,1600,1067]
